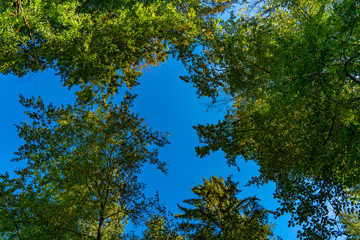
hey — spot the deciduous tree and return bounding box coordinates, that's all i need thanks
[180,0,360,238]
[0,0,237,101]
[0,94,168,239]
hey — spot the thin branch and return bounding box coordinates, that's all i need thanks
[39,110,72,156]
[298,6,311,20]
[247,60,271,74]
[15,224,23,240]
[104,209,125,221]
[16,0,33,43]
[235,54,272,74]
[344,70,360,84]
[323,114,336,147]
[180,0,189,14]
[343,51,360,84]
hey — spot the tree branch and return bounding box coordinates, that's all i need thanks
[180,0,189,14]
[15,223,23,240]
[323,114,336,147]
[343,51,360,84]
[16,0,33,43]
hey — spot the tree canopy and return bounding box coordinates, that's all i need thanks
[0,94,169,239]
[0,0,237,100]
[0,0,243,239]
[2,0,360,238]
[180,0,360,238]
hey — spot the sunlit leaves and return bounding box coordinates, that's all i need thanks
[0,94,169,239]
[0,0,237,101]
[181,0,360,238]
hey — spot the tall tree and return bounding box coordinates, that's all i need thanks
[0,0,238,238]
[176,176,275,240]
[0,0,237,101]
[180,0,360,238]
[0,94,168,239]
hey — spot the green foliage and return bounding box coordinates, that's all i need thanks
[0,0,238,101]
[340,187,360,239]
[142,215,185,240]
[180,0,360,238]
[0,0,241,238]
[176,176,274,239]
[0,94,169,239]
[341,211,360,239]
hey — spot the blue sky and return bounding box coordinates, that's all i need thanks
[0,58,298,238]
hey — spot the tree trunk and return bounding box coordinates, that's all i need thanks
[96,215,104,240]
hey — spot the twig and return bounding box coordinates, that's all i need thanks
[323,114,336,147]
[15,223,23,240]
[344,51,360,84]
[16,0,33,43]
[180,0,189,14]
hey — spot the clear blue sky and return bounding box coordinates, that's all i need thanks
[0,58,298,238]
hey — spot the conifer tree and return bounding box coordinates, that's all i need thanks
[176,176,274,240]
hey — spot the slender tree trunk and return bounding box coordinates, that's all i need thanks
[96,215,104,240]
[97,184,110,240]
[97,196,106,240]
